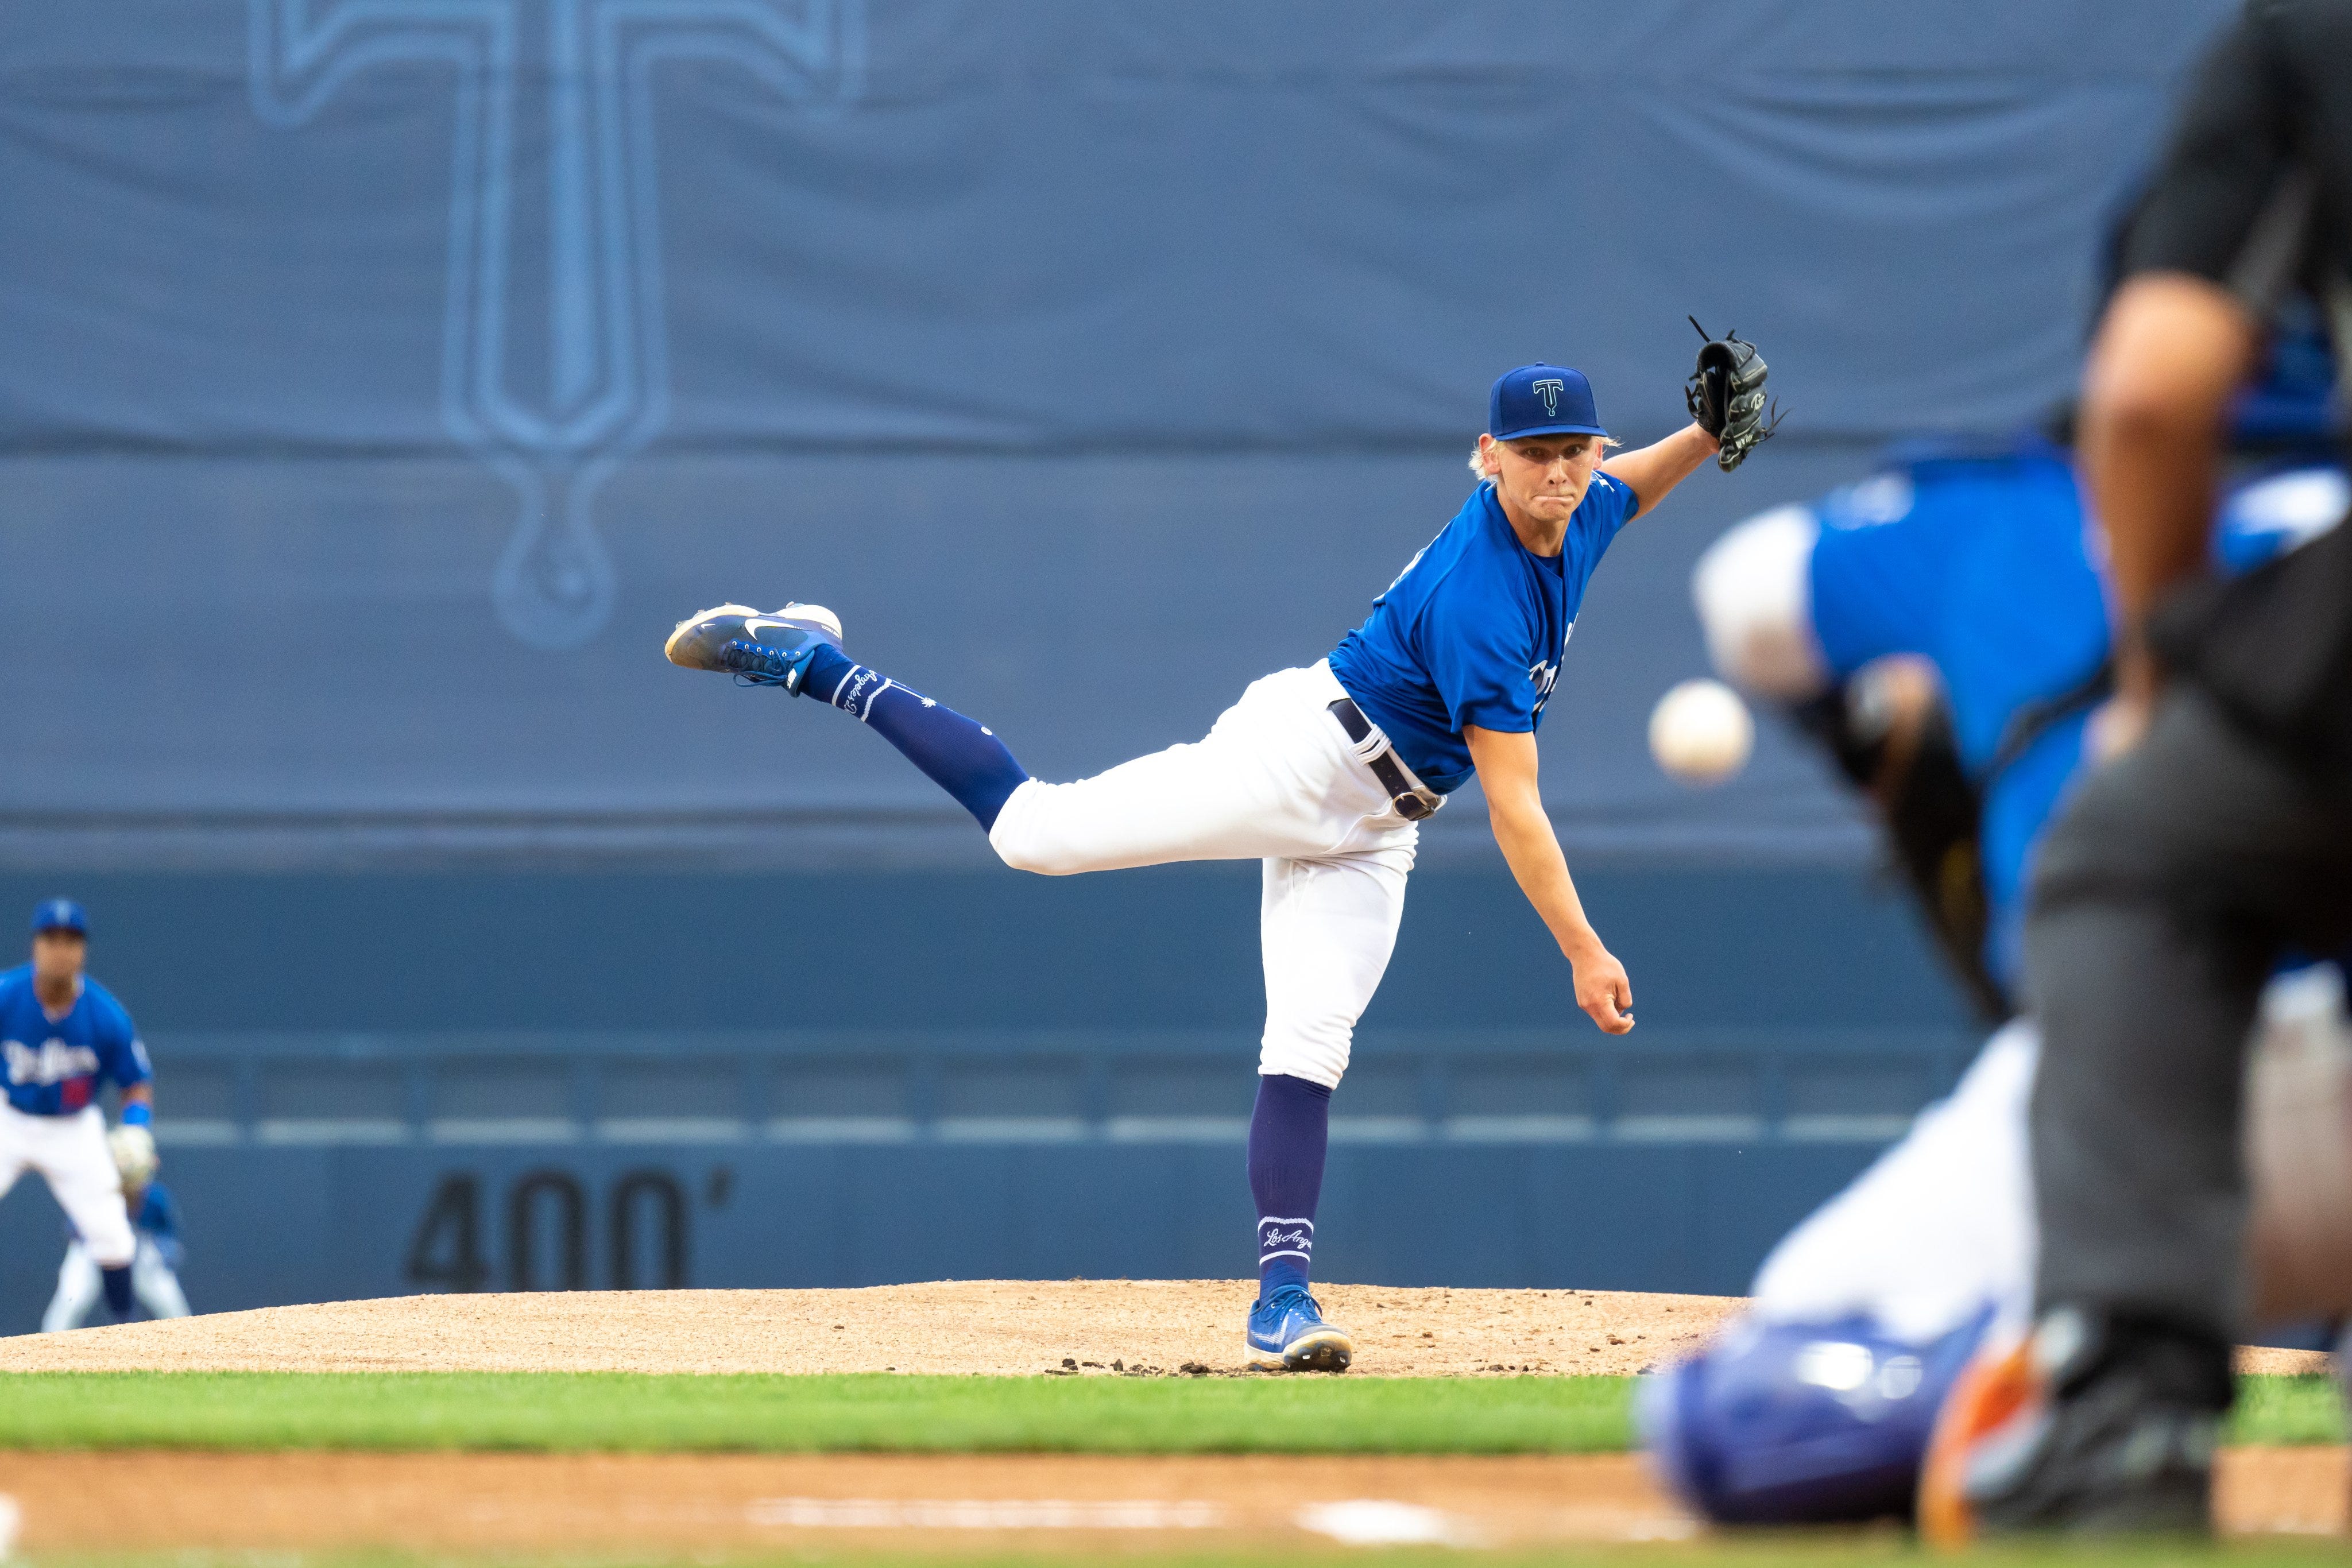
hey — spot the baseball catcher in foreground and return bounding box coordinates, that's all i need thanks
[669,341,1770,1370]
[1645,379,2343,1523]
[1926,0,2352,1537]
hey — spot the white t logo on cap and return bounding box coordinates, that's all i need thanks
[1533,378,1564,417]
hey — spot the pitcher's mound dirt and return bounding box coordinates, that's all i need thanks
[0,1282,2323,1378]
[0,1282,1739,1376]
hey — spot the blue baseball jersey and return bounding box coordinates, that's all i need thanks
[0,965,149,1116]
[1329,474,1640,793]
[133,1180,180,1245]
[1801,440,2336,989]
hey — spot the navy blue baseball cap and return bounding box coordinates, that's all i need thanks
[32,899,86,936]
[1490,363,1608,441]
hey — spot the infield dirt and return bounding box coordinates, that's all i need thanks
[0,1281,1738,1376]
[0,1281,2328,1377]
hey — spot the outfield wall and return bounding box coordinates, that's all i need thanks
[0,1133,1915,1331]
[0,864,1974,1333]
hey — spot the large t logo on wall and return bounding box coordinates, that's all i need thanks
[250,0,862,649]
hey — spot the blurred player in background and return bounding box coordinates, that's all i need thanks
[1696,431,2101,1020]
[42,1157,188,1330]
[1932,0,2352,1535]
[1694,350,2341,1020]
[1641,333,2342,1523]
[667,345,1775,1372]
[0,899,157,1324]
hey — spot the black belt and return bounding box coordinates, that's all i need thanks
[1328,698,1438,821]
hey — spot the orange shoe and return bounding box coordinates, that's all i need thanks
[1917,1328,2040,1547]
[1919,1308,2219,1542]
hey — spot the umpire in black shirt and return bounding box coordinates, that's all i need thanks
[1933,0,2352,1536]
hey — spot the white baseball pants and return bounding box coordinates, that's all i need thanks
[42,1234,189,1331]
[0,1104,137,1268]
[989,661,1421,1088]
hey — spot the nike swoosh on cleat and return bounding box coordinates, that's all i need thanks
[742,618,807,642]
[746,604,843,642]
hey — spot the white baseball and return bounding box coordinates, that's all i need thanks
[1649,678,1754,786]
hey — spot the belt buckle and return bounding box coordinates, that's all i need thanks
[1394,789,1434,822]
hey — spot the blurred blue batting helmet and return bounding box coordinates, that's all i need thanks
[1637,1307,1994,1526]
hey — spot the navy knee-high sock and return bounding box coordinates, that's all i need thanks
[101,1264,134,1319]
[1248,1074,1332,1301]
[799,645,1030,831]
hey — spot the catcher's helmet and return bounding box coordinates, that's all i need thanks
[1638,1308,1993,1525]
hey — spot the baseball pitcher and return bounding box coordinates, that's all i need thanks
[668,347,1775,1370]
[0,900,156,1325]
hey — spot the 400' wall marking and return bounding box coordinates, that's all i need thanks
[407,1167,732,1292]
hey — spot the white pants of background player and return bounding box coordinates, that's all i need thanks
[0,1105,136,1267]
[988,660,1421,1088]
[42,1234,188,1331]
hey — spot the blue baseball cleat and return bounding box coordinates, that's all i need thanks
[664,602,842,693]
[1247,1286,1353,1373]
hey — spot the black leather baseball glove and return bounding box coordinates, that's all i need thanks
[1685,318,1783,471]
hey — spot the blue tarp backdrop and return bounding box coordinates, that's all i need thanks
[0,1,2235,862]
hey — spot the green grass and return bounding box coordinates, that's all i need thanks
[0,1370,1635,1453]
[0,1371,2336,1455]
[2229,1373,2345,1445]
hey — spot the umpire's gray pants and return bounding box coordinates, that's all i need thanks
[2026,686,2352,1337]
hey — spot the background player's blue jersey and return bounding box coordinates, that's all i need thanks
[0,966,150,1116]
[134,1181,180,1255]
[1804,439,2340,990]
[1330,474,1639,793]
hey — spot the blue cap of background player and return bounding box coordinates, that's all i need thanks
[32,899,86,936]
[1490,364,1608,442]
